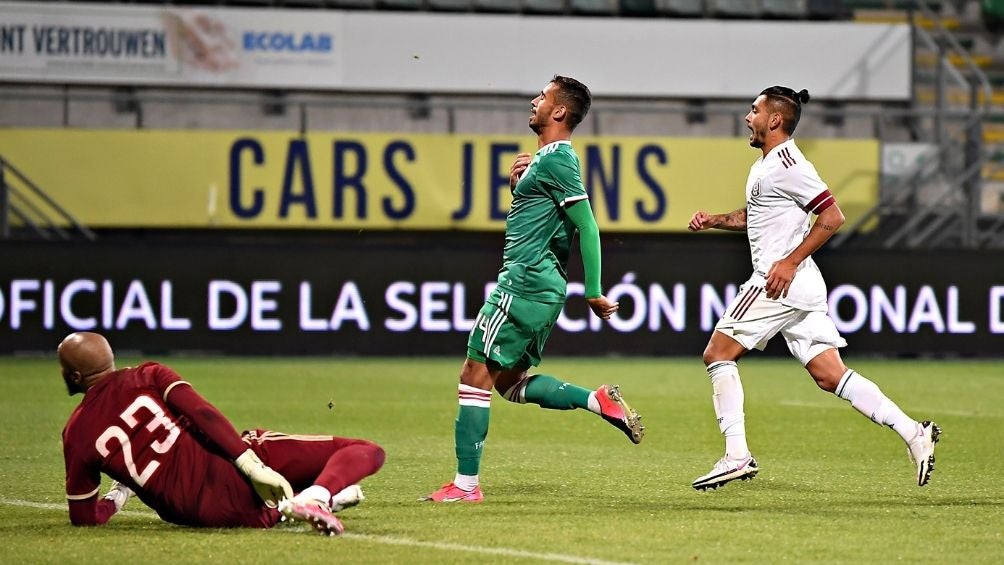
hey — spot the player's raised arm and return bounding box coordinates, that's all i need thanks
[157,367,248,459]
[565,200,618,319]
[688,208,748,232]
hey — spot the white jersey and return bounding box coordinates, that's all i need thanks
[744,138,835,311]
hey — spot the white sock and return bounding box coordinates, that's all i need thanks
[587,392,601,414]
[835,369,917,443]
[297,485,332,505]
[454,473,479,492]
[708,361,749,459]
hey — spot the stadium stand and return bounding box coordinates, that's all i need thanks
[569,0,621,14]
[327,0,378,7]
[654,0,707,16]
[474,0,523,11]
[377,0,425,9]
[706,0,761,18]
[2,0,1003,246]
[427,0,474,10]
[760,0,809,18]
[805,0,847,17]
[522,0,569,13]
[619,0,658,15]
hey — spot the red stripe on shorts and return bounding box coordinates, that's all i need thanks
[731,287,762,320]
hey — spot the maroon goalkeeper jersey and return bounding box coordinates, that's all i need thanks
[62,362,277,528]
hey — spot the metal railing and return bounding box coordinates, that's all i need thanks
[0,156,96,241]
[832,0,1000,249]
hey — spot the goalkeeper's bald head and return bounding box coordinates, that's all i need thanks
[58,332,116,395]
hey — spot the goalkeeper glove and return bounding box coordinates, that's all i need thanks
[102,480,134,512]
[234,449,293,508]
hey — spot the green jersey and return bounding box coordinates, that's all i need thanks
[497,140,589,303]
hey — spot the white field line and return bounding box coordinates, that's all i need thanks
[0,497,155,518]
[0,497,635,565]
[338,532,635,565]
[778,399,998,418]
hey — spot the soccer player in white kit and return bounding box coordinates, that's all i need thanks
[687,86,940,491]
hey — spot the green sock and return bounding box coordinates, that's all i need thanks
[522,374,591,410]
[455,404,490,475]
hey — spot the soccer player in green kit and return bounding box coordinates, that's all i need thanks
[423,76,644,503]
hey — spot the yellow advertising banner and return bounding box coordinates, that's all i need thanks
[0,129,878,231]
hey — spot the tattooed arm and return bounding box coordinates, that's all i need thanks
[687,208,748,232]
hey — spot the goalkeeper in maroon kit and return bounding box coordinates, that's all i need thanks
[59,332,384,536]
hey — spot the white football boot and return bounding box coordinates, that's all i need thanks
[692,454,759,491]
[907,421,941,486]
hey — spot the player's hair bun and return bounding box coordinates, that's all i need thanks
[797,89,810,104]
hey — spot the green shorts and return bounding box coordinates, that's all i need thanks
[466,287,563,370]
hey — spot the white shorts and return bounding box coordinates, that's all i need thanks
[714,283,847,366]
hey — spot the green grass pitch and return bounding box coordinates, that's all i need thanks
[2,355,1002,563]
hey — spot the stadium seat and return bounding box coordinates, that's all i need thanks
[219,0,275,5]
[761,0,808,17]
[655,0,706,16]
[838,0,885,8]
[841,0,941,9]
[326,0,379,8]
[707,0,761,17]
[473,0,522,10]
[377,0,425,9]
[523,0,568,11]
[807,0,849,18]
[278,0,326,7]
[569,0,620,14]
[620,0,659,15]
[428,0,473,9]
[984,0,1004,32]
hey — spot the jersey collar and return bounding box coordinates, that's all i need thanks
[765,138,795,159]
[536,139,571,154]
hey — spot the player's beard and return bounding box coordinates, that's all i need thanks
[529,112,544,134]
[529,104,545,134]
[63,375,83,396]
[749,125,766,148]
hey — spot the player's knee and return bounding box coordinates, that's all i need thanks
[496,381,515,401]
[805,351,844,393]
[371,445,386,472]
[495,379,522,402]
[701,345,720,366]
[360,441,386,472]
[459,358,495,390]
[810,372,839,393]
